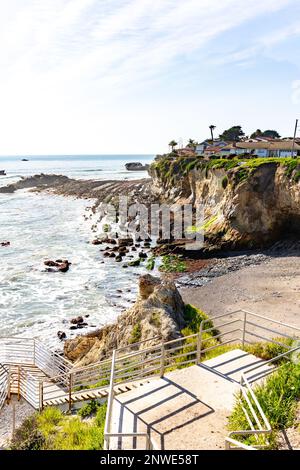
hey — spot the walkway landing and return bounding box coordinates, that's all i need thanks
[110,349,272,450]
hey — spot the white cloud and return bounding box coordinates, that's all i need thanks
[0,0,298,154]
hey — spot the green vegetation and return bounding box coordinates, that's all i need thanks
[78,399,101,418]
[159,254,187,273]
[146,256,156,271]
[221,175,228,189]
[228,363,300,448]
[10,403,107,450]
[182,304,216,336]
[128,258,141,267]
[151,154,300,188]
[150,311,161,329]
[129,322,142,344]
[219,125,245,142]
[102,224,111,233]
[250,129,281,139]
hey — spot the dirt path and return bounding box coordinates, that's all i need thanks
[180,255,300,327]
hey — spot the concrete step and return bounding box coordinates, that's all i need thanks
[107,349,273,450]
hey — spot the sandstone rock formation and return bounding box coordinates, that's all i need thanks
[64,274,186,366]
[149,157,300,249]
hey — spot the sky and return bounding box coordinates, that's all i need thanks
[1,0,300,155]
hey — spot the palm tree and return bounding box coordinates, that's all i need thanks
[187,139,196,149]
[209,125,216,143]
[169,140,178,152]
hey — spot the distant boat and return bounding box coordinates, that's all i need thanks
[0,170,6,176]
[21,158,29,161]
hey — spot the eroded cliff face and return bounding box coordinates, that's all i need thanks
[64,275,186,366]
[149,158,300,249]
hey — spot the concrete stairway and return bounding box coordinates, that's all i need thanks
[108,349,273,450]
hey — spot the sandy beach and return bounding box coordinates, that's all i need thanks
[180,254,300,327]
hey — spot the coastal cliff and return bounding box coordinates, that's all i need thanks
[64,274,186,366]
[149,156,300,249]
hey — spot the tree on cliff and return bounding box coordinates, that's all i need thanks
[251,129,281,139]
[219,126,245,142]
[250,129,263,138]
[209,125,216,143]
[262,130,281,139]
[169,140,178,151]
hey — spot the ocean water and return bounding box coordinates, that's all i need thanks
[0,155,154,348]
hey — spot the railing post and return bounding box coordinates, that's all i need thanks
[17,366,21,401]
[68,373,73,413]
[197,323,203,364]
[160,343,165,378]
[242,311,247,349]
[39,381,44,411]
[104,350,116,450]
[7,366,11,404]
[33,339,36,366]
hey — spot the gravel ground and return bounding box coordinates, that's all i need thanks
[0,397,35,449]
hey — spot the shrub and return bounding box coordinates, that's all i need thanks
[10,416,45,450]
[10,401,108,451]
[221,176,228,189]
[129,322,142,344]
[78,400,101,418]
[228,362,300,448]
[150,311,161,328]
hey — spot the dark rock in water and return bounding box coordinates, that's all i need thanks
[44,259,71,272]
[125,162,149,171]
[139,252,148,259]
[109,252,116,258]
[58,262,70,273]
[70,325,78,330]
[128,258,141,267]
[44,260,58,267]
[77,322,88,329]
[131,247,137,251]
[106,238,117,245]
[119,238,134,247]
[115,255,123,262]
[71,316,84,325]
[0,170,6,176]
[91,239,102,245]
[57,331,66,340]
[21,159,29,162]
[122,264,128,268]
[103,252,110,257]
[1,241,10,247]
